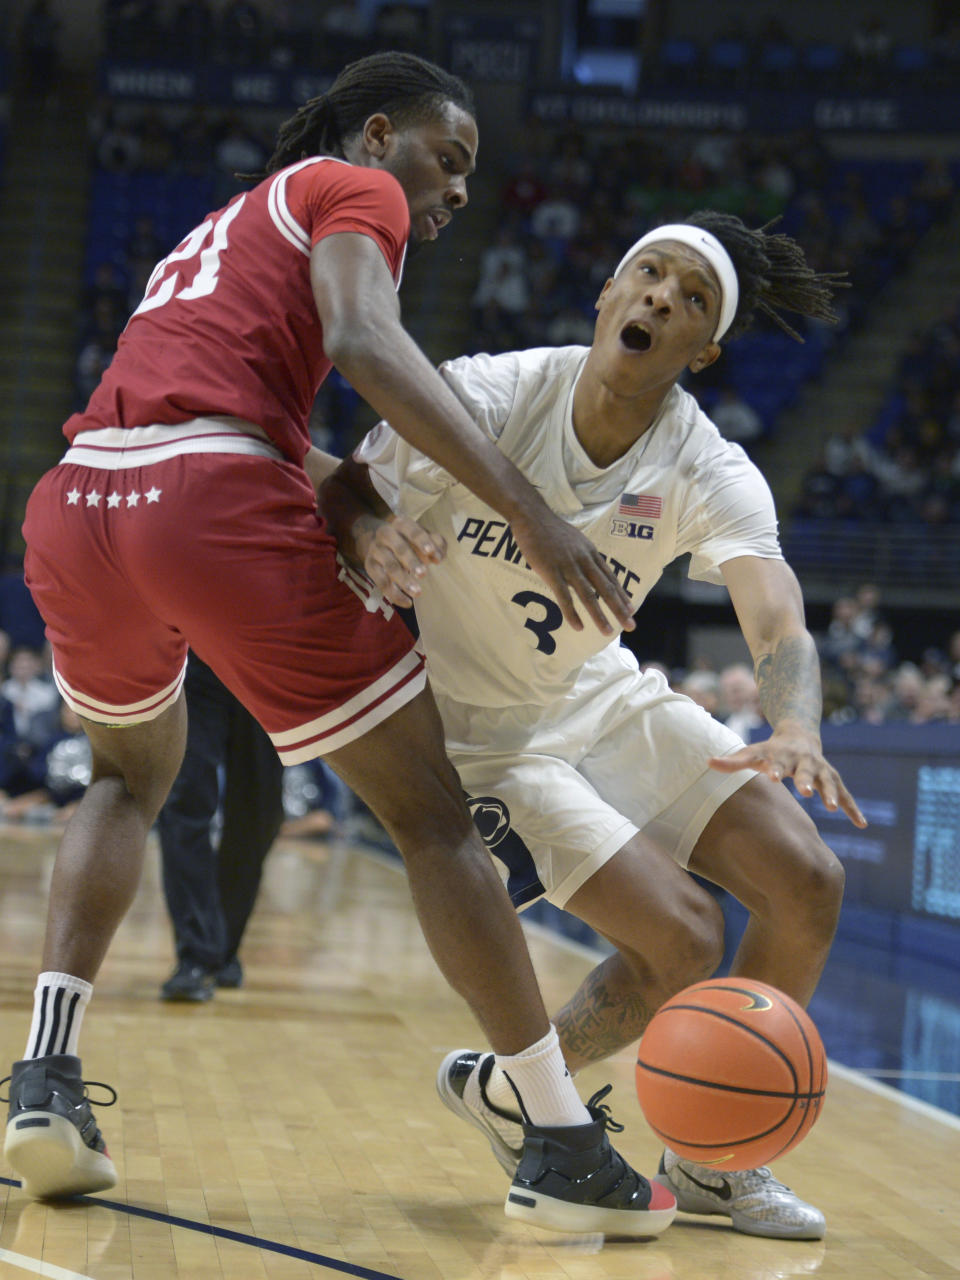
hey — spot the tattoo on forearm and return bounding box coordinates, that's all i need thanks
[554,959,653,1064]
[755,633,822,731]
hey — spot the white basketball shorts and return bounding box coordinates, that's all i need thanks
[435,645,756,910]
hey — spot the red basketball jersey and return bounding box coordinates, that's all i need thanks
[66,158,410,464]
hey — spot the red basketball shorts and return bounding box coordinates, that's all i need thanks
[22,420,426,762]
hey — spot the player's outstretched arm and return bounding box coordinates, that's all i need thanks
[320,457,445,608]
[713,556,867,828]
[311,233,634,636]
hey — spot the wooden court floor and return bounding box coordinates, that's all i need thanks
[0,823,958,1280]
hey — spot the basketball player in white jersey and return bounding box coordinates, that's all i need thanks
[322,211,864,1240]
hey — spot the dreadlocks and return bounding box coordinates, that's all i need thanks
[685,210,849,343]
[257,51,474,178]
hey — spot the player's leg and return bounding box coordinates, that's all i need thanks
[324,688,554,1055]
[323,689,676,1236]
[157,657,230,999]
[41,701,188,978]
[553,836,724,1073]
[216,680,285,985]
[5,699,187,1198]
[439,834,723,1177]
[652,773,836,1240]
[688,775,844,1006]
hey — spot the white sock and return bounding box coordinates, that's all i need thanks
[493,1025,591,1128]
[24,972,92,1060]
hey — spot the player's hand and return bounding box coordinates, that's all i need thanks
[709,725,866,828]
[510,506,636,635]
[362,513,446,608]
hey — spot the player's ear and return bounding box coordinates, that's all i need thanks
[689,342,721,375]
[595,278,615,313]
[361,113,393,160]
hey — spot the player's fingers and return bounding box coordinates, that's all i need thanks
[818,768,867,828]
[550,573,584,632]
[391,516,445,564]
[792,761,817,798]
[366,546,422,604]
[583,555,636,632]
[708,749,762,773]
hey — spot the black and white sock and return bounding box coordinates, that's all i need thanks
[24,972,92,1060]
[492,1024,591,1128]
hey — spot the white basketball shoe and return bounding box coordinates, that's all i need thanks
[654,1147,826,1239]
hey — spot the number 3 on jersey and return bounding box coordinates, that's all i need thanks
[131,196,247,318]
[512,590,564,655]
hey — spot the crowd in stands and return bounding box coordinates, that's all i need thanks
[469,123,956,458]
[640,582,960,737]
[102,0,429,67]
[796,291,960,528]
[648,15,960,93]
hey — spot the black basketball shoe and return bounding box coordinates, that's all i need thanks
[3,1055,117,1198]
[505,1085,676,1235]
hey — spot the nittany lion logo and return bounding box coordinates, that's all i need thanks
[466,795,512,850]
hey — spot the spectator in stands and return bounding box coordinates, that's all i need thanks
[1,704,90,824]
[214,116,267,188]
[885,663,927,721]
[717,663,764,743]
[949,629,960,683]
[711,385,763,447]
[95,108,142,172]
[0,648,60,801]
[677,669,720,716]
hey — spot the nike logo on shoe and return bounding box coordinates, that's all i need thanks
[683,1168,733,1201]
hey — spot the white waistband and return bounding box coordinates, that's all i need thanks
[61,417,283,469]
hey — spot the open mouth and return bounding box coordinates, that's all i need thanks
[621,322,652,352]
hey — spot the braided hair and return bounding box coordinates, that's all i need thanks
[256,51,474,178]
[685,210,848,343]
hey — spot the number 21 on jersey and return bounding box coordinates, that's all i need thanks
[131,195,247,318]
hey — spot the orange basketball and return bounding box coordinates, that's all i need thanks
[635,978,827,1170]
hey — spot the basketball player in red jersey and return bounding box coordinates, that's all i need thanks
[3,53,675,1238]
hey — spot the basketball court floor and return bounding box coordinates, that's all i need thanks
[0,822,958,1280]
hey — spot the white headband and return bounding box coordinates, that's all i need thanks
[613,224,739,342]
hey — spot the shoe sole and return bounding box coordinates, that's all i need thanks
[436,1049,522,1177]
[5,1112,117,1198]
[505,1186,676,1236]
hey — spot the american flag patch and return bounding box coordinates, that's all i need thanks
[618,492,662,519]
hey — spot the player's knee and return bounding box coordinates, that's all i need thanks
[677,888,726,980]
[764,830,845,940]
[372,765,475,858]
[629,887,724,995]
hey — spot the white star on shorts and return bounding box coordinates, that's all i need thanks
[66,489,80,505]
[107,491,122,508]
[127,491,141,507]
[145,487,162,503]
[86,490,102,507]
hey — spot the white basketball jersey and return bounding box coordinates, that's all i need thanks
[356,345,783,708]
